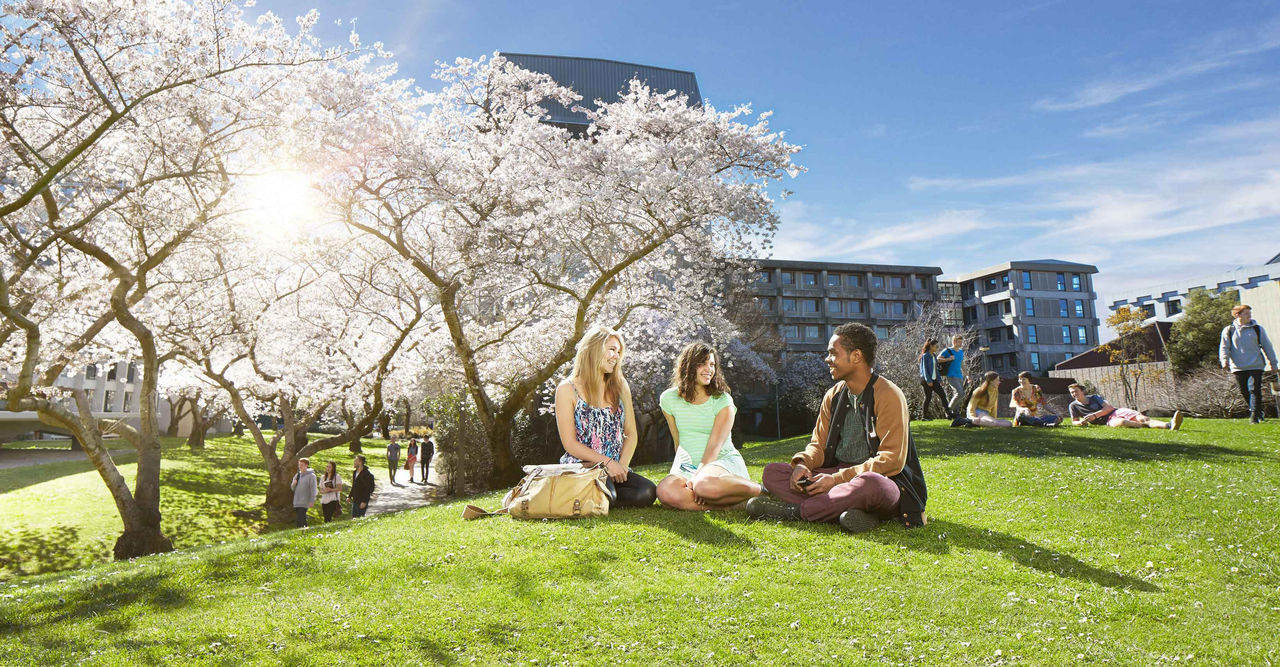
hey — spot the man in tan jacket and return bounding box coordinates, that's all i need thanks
[748,322,928,533]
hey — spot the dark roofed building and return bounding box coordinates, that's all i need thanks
[499,53,701,133]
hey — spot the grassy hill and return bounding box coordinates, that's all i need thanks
[1,420,1278,665]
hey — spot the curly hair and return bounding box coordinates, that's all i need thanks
[671,342,730,402]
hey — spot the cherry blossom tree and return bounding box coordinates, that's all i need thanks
[0,0,368,556]
[329,54,801,485]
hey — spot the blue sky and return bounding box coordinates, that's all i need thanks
[265,0,1280,339]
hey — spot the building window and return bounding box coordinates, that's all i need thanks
[782,298,796,313]
[989,328,1002,342]
[828,299,842,314]
[107,364,118,381]
[1031,352,1041,370]
[891,302,907,315]
[85,364,98,379]
[123,392,134,411]
[756,298,772,312]
[103,390,116,412]
[1009,353,1019,369]
[804,325,820,340]
[1021,271,1032,290]
[846,274,862,287]
[1061,325,1070,343]
[126,363,137,383]
[872,300,886,314]
[827,273,841,287]
[1059,299,1069,318]
[984,277,998,292]
[871,275,885,289]
[1064,352,1073,360]
[801,299,819,314]
[986,302,1000,318]
[1140,304,1155,318]
[801,272,817,287]
[781,272,794,285]
[914,276,928,289]
[1001,274,1010,288]
[1074,300,1085,318]
[992,355,1004,369]
[1027,325,1037,344]
[783,325,799,340]
[1165,300,1182,316]
[1072,274,1082,291]
[1024,297,1035,317]
[1077,326,1088,345]
[848,300,865,314]
[756,270,772,283]
[875,326,889,339]
[1056,273,1066,291]
[890,276,906,289]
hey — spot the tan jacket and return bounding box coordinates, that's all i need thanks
[790,377,911,484]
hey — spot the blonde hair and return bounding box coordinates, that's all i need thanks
[975,371,1001,399]
[569,325,626,406]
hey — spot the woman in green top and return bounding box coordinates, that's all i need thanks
[656,342,762,510]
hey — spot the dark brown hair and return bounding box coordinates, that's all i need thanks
[671,342,730,402]
[919,338,938,358]
[975,371,1001,398]
[834,322,877,365]
[324,461,337,482]
[1017,371,1032,381]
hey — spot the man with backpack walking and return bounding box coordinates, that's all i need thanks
[1220,304,1278,424]
[936,334,967,419]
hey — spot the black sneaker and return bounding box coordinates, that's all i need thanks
[745,495,803,521]
[838,509,880,534]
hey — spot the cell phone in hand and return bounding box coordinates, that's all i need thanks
[797,477,814,488]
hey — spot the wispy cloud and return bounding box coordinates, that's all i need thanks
[1035,17,1280,111]
[1081,110,1203,138]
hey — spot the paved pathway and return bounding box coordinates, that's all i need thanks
[0,447,131,470]
[366,458,445,516]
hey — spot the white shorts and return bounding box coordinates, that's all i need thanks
[668,446,751,481]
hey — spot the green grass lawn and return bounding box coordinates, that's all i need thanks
[0,434,391,577]
[1,420,1278,665]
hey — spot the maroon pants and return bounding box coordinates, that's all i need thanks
[762,462,900,523]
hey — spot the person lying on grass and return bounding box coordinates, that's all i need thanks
[655,342,763,510]
[1067,384,1183,430]
[747,322,928,533]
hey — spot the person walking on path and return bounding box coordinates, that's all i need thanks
[1009,371,1062,427]
[655,342,762,510]
[290,458,318,528]
[936,334,967,418]
[349,455,375,518]
[385,439,401,487]
[967,372,1013,428]
[1220,304,1278,424]
[419,436,434,485]
[319,461,344,522]
[405,439,419,484]
[918,338,950,420]
[554,324,657,508]
[748,322,928,533]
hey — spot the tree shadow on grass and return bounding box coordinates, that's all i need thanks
[607,509,755,550]
[0,525,110,579]
[0,570,192,635]
[913,428,1271,463]
[860,518,1158,592]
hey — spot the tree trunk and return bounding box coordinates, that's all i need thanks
[232,420,244,436]
[69,436,83,452]
[349,437,363,454]
[378,411,391,439]
[164,397,183,438]
[485,414,519,488]
[265,465,297,525]
[186,408,206,450]
[402,397,411,435]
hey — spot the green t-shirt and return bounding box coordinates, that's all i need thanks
[835,394,872,465]
[659,388,737,464]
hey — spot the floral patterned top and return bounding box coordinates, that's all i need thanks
[559,384,625,464]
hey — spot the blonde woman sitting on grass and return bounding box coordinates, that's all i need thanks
[967,371,1013,427]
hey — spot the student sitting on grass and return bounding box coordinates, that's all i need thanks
[1067,384,1182,430]
[1009,371,1062,427]
[554,324,657,508]
[655,342,762,510]
[966,371,1013,428]
[747,322,928,533]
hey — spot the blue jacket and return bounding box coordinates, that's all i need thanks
[919,353,938,382]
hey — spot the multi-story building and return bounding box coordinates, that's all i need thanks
[498,53,701,134]
[1,361,144,441]
[751,259,946,356]
[953,260,1100,375]
[1107,253,1280,337]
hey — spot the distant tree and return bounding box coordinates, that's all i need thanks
[778,353,831,423]
[1102,306,1164,409]
[1167,290,1239,376]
